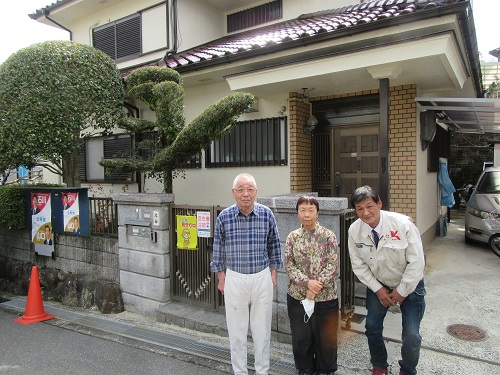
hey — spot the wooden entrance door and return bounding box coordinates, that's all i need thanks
[333,125,380,200]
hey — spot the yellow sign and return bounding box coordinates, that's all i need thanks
[176,215,197,250]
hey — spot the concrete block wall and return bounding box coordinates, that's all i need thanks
[0,227,119,283]
[0,228,32,263]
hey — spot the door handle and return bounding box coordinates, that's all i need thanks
[335,172,341,196]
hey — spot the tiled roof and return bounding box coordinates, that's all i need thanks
[28,0,71,19]
[160,0,462,70]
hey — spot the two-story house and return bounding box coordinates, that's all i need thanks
[29,0,490,243]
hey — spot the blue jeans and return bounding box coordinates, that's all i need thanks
[365,279,426,375]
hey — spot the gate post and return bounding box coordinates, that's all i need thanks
[112,193,174,317]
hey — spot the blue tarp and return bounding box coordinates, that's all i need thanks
[17,166,28,185]
[438,160,456,207]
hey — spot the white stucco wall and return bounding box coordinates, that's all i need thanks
[416,107,440,236]
[67,0,362,71]
[67,0,222,69]
[70,0,159,45]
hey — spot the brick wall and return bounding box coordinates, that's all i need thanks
[289,91,313,192]
[389,84,417,221]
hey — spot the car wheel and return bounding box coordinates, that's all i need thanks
[465,233,474,244]
[488,235,500,257]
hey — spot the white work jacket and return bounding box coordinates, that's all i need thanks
[348,210,425,297]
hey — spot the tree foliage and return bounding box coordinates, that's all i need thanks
[0,40,124,186]
[484,76,500,98]
[100,66,255,193]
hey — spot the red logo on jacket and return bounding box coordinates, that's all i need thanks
[390,231,400,240]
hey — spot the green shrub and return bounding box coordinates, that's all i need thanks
[0,184,64,230]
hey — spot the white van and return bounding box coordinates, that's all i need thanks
[465,166,500,257]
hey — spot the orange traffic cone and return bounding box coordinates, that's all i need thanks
[14,266,55,325]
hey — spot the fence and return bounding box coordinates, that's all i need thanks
[339,208,357,328]
[88,197,118,237]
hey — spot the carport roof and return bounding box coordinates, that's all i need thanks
[415,97,500,134]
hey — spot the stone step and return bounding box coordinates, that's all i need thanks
[156,301,228,337]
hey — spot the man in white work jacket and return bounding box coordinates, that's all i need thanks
[348,186,426,375]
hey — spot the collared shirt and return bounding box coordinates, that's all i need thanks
[210,203,283,274]
[285,223,339,301]
[348,210,425,297]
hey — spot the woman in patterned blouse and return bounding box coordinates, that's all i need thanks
[285,195,341,375]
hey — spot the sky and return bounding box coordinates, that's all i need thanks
[0,0,499,64]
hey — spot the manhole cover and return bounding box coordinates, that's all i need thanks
[446,324,486,341]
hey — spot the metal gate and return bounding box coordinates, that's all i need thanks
[170,205,225,310]
[340,208,357,328]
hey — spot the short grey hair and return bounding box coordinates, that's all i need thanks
[233,173,257,189]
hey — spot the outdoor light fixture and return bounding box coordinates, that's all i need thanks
[304,115,319,133]
[301,88,318,133]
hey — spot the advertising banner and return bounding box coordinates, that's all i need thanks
[62,192,80,233]
[176,215,197,250]
[31,192,53,257]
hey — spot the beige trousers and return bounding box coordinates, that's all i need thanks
[224,268,273,375]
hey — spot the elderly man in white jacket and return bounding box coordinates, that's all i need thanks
[348,186,426,375]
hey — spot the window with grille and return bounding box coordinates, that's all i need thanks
[93,14,141,61]
[81,134,133,182]
[103,135,133,181]
[206,117,287,167]
[227,0,282,33]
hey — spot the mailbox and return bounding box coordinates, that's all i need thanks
[125,220,151,238]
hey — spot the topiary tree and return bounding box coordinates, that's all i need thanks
[99,66,255,193]
[0,40,124,187]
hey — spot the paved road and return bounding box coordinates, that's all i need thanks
[0,308,231,375]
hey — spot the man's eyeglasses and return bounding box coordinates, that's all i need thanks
[234,188,256,194]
